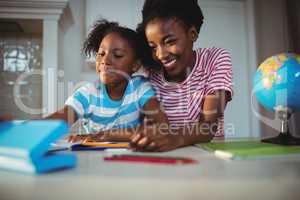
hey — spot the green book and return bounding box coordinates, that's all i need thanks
[196,141,300,160]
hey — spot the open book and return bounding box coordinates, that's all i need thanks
[0,120,76,174]
[51,140,130,151]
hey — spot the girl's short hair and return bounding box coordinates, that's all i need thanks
[83,19,151,67]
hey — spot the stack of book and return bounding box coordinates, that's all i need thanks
[0,120,77,174]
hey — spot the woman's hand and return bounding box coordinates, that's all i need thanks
[130,126,184,152]
[132,97,183,152]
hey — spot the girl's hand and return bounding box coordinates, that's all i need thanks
[0,115,13,121]
[67,133,106,143]
[68,134,90,143]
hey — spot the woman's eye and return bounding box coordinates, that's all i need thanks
[165,39,176,46]
[149,46,157,52]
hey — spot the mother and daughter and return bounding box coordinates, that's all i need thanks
[48,0,233,152]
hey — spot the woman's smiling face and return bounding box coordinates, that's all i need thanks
[145,18,197,81]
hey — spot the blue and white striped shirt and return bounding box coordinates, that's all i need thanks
[65,76,156,133]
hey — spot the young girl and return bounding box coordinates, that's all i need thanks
[130,0,233,151]
[47,19,168,143]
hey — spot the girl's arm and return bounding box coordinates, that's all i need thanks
[79,97,167,142]
[131,90,230,151]
[45,105,78,127]
[0,115,13,121]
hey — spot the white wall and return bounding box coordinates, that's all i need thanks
[197,0,257,138]
[58,0,87,108]
[86,0,143,31]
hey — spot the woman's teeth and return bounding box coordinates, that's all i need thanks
[164,59,176,68]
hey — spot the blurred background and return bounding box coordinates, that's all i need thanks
[0,0,299,139]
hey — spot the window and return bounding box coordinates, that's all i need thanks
[0,34,41,73]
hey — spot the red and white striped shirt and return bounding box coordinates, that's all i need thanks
[150,48,233,138]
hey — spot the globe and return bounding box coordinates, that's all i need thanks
[253,53,300,112]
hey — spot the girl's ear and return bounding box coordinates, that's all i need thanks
[132,60,141,72]
[188,26,199,42]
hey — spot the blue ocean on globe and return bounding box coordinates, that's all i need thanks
[253,53,300,112]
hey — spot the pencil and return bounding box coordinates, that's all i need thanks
[82,142,130,148]
[104,155,198,165]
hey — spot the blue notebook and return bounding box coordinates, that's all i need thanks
[0,120,77,174]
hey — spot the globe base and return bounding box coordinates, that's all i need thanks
[262,132,300,145]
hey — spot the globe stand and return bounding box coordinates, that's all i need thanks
[261,106,300,145]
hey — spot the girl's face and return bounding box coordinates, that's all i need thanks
[96,32,139,85]
[145,18,197,81]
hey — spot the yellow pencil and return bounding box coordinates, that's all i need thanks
[82,141,130,148]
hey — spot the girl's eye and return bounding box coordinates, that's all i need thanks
[114,54,124,58]
[97,52,105,58]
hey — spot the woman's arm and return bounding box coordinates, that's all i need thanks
[176,90,229,146]
[131,90,230,151]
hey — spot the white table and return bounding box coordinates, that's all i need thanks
[0,146,300,200]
